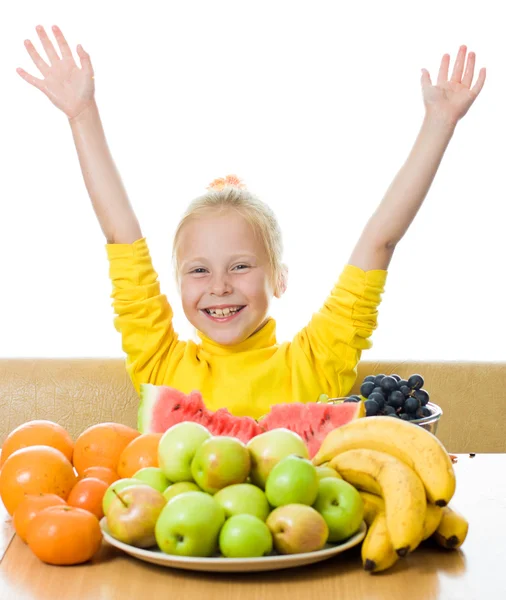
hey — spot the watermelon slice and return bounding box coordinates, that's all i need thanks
[138,384,364,456]
[138,384,208,433]
[138,384,264,444]
[259,401,365,458]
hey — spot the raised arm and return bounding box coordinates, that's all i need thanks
[17,25,141,244]
[349,45,486,272]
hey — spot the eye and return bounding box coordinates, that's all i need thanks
[190,267,208,274]
[233,264,250,271]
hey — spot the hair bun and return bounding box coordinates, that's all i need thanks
[207,174,246,191]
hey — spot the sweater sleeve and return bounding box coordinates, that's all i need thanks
[291,264,387,396]
[106,237,180,393]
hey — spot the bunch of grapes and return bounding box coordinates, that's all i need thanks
[344,374,431,420]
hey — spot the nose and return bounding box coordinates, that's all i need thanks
[210,272,232,296]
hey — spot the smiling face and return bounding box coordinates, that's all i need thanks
[177,209,280,346]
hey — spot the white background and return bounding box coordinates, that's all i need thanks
[0,0,502,360]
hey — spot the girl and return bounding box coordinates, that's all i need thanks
[17,26,486,419]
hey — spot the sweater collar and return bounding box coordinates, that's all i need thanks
[197,318,277,355]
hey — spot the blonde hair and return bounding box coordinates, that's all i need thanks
[172,178,286,293]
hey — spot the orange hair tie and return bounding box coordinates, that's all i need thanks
[207,174,246,191]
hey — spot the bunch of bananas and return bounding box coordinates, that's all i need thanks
[312,416,469,573]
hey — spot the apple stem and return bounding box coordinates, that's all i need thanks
[112,489,128,508]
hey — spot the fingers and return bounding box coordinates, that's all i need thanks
[437,54,450,86]
[450,45,467,83]
[16,67,45,91]
[461,52,476,88]
[51,25,75,62]
[420,68,432,89]
[471,67,487,97]
[36,25,60,65]
[77,45,95,78]
[24,39,50,76]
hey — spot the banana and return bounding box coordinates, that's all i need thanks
[423,504,443,540]
[361,511,398,573]
[361,491,442,541]
[433,506,469,549]
[359,491,385,525]
[313,416,456,506]
[330,449,426,556]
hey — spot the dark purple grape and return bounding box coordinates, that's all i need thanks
[420,406,432,417]
[380,376,398,394]
[400,385,411,397]
[389,412,400,418]
[349,395,362,401]
[408,374,424,390]
[368,392,385,410]
[360,381,375,398]
[399,379,409,388]
[374,374,386,386]
[388,390,405,409]
[400,413,411,421]
[391,374,401,382]
[383,405,396,416]
[365,399,380,416]
[344,397,361,403]
[370,387,386,399]
[363,375,376,384]
[414,389,430,406]
[404,396,420,414]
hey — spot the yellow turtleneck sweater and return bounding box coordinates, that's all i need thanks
[106,238,387,420]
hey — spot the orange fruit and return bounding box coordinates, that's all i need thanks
[27,505,102,565]
[13,493,67,543]
[73,423,140,476]
[67,477,108,520]
[0,445,77,515]
[1,420,74,466]
[79,466,119,486]
[117,433,163,478]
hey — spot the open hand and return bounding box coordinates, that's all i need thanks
[421,45,486,126]
[17,25,95,119]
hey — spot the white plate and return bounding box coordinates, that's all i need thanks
[100,518,366,573]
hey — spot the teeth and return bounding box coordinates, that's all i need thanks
[206,307,240,317]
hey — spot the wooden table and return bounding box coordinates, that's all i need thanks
[1,453,504,600]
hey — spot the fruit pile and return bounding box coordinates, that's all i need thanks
[335,372,432,420]
[0,418,365,563]
[0,377,469,573]
[0,420,148,565]
[313,415,469,572]
[102,424,365,558]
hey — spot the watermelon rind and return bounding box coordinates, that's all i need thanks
[138,383,158,433]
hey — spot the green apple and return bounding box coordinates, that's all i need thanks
[312,477,364,542]
[106,484,166,548]
[219,514,273,558]
[266,504,329,554]
[191,436,250,494]
[155,491,225,557]
[133,467,171,493]
[163,481,201,502]
[315,463,342,481]
[247,429,309,489]
[214,483,271,521]
[103,478,144,515]
[158,422,211,482]
[265,455,319,507]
